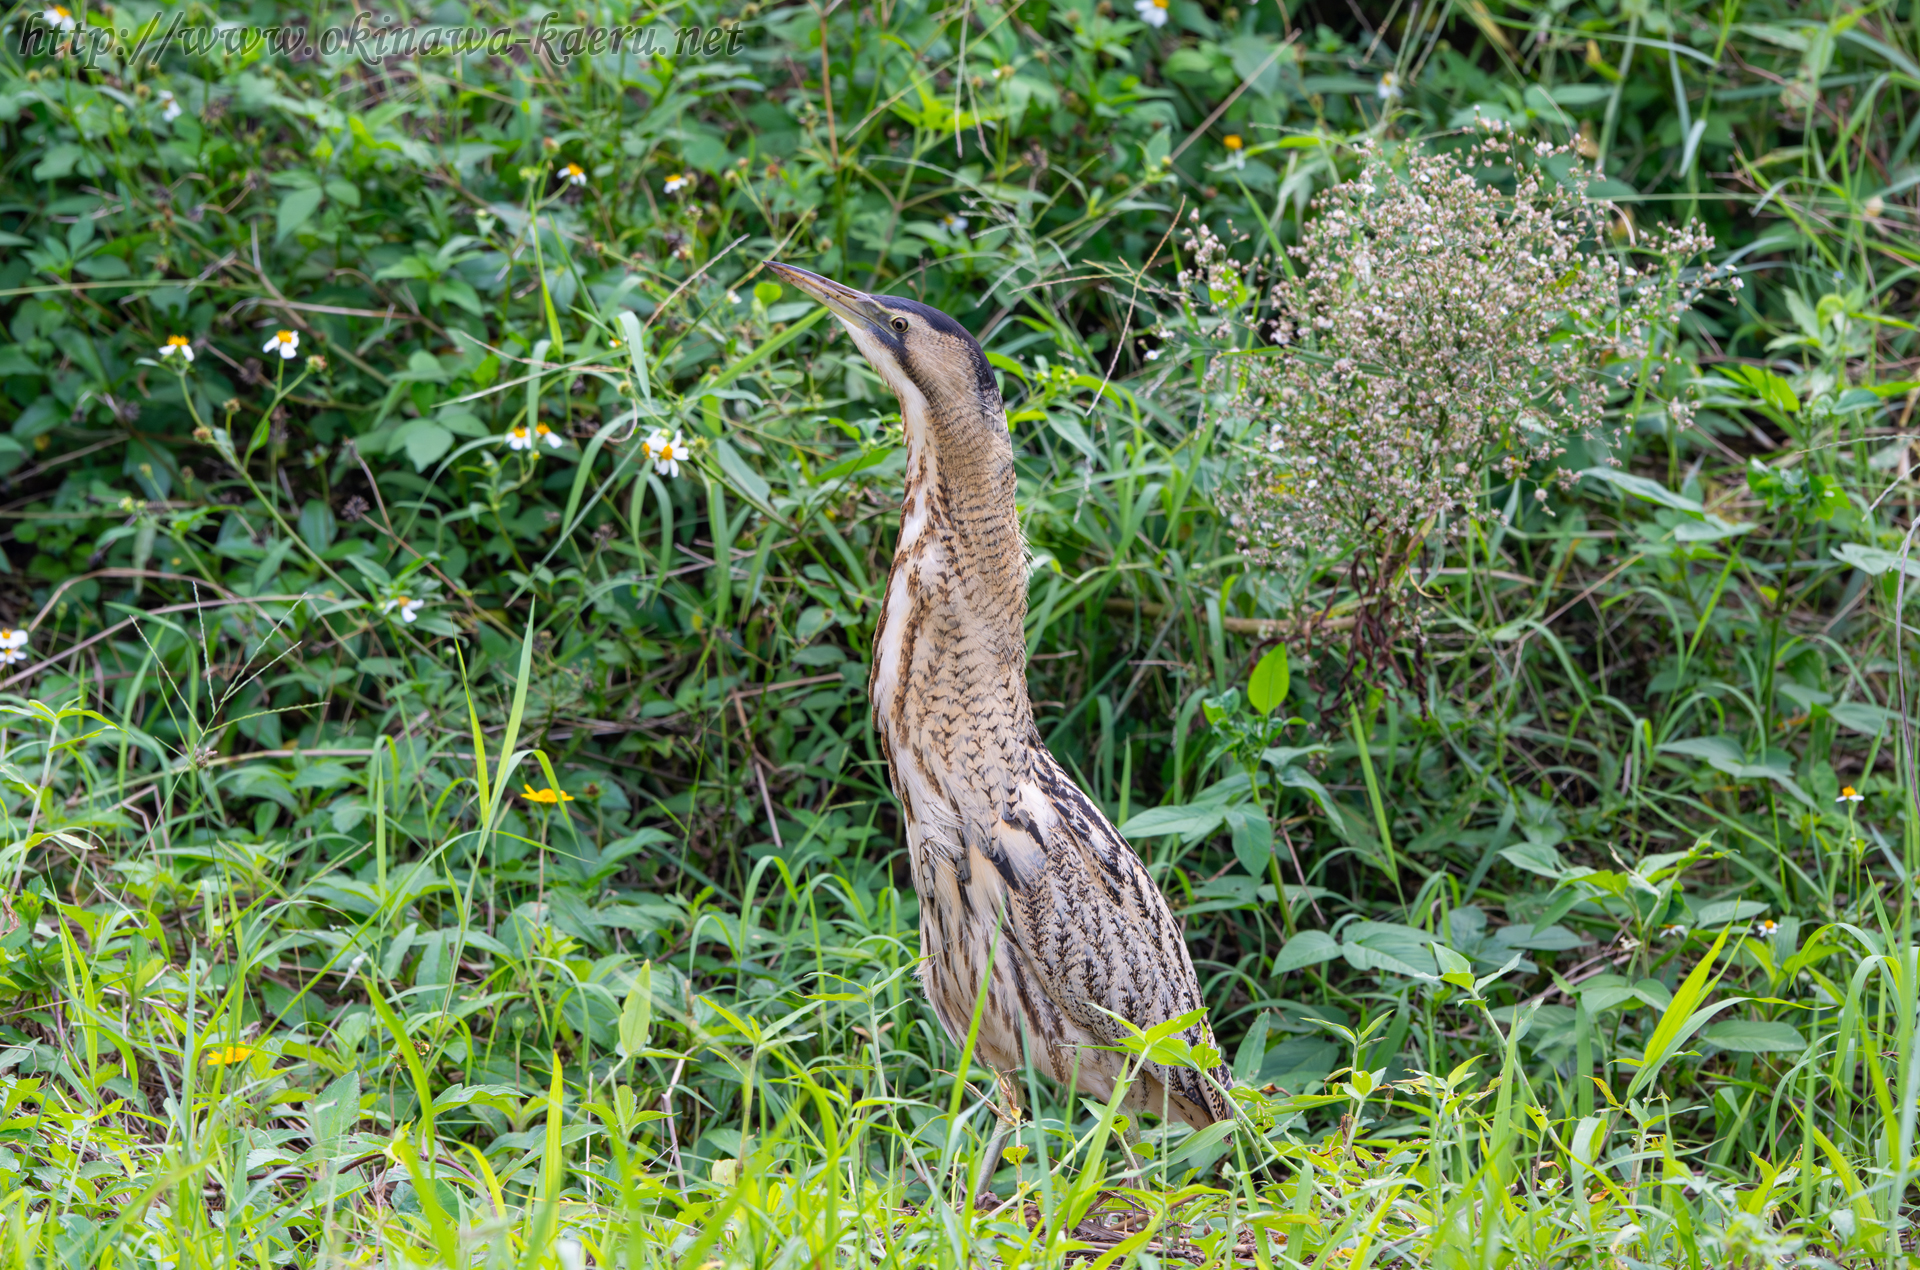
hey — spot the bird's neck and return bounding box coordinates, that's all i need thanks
[870,398,1035,775]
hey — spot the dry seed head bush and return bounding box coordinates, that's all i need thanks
[1211,128,1722,674]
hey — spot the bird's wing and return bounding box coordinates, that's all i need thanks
[982,748,1230,1122]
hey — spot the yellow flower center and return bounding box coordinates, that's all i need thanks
[275,330,293,343]
[1223,134,1243,150]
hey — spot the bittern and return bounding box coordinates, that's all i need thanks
[768,262,1232,1129]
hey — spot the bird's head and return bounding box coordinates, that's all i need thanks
[766,263,1006,462]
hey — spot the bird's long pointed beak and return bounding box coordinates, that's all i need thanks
[765,261,886,332]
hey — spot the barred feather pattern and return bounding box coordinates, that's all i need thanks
[855,315,1231,1129]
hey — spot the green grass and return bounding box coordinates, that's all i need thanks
[2,0,1920,1264]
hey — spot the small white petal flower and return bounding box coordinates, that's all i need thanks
[535,422,564,450]
[727,289,741,305]
[158,89,183,122]
[663,172,691,194]
[562,162,587,187]
[1659,923,1688,940]
[641,428,668,461]
[43,4,75,30]
[1377,72,1402,101]
[0,628,28,664]
[942,213,970,235]
[263,329,300,359]
[378,596,423,623]
[1135,0,1168,26]
[159,334,194,362]
[1753,918,1779,937]
[1838,785,1864,803]
[653,431,688,479]
[1144,347,1162,361]
[505,424,534,451]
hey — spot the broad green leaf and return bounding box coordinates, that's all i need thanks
[401,422,453,472]
[276,186,324,241]
[1832,542,1920,579]
[1499,839,1566,878]
[1271,930,1342,974]
[1581,466,1704,513]
[1830,701,1896,735]
[1700,1019,1806,1053]
[1226,805,1274,876]
[617,962,653,1058]
[1119,800,1229,840]
[1248,645,1290,716]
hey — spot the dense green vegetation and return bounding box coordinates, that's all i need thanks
[1,0,1918,1263]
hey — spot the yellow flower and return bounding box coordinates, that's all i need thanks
[1223,134,1243,151]
[522,785,575,804]
[204,1044,253,1066]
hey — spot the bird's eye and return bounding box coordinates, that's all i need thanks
[889,316,910,334]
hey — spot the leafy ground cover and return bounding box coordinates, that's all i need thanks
[1,0,1918,1264]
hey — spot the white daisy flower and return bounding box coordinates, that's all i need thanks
[158,334,194,362]
[727,289,741,305]
[42,4,75,30]
[942,213,970,235]
[1377,72,1402,101]
[1838,785,1864,803]
[505,424,534,451]
[1659,923,1687,940]
[1135,0,1168,26]
[663,172,691,194]
[379,596,424,623]
[1144,347,1162,361]
[562,162,587,187]
[158,89,182,122]
[0,628,27,665]
[652,431,688,478]
[262,329,299,359]
[535,422,564,450]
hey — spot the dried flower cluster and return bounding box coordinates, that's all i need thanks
[1222,131,1722,581]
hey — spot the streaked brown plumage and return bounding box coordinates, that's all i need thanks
[769,263,1231,1128]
